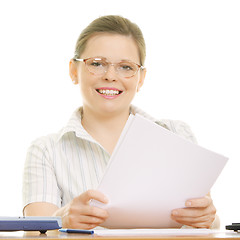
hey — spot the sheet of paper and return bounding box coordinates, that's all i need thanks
[94,229,217,236]
[91,114,228,228]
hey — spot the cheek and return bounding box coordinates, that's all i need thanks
[78,70,96,88]
[126,77,140,91]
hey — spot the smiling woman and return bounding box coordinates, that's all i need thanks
[22,15,218,230]
[70,33,146,122]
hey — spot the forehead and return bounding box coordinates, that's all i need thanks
[81,33,140,63]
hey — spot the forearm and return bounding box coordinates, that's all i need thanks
[23,202,59,217]
[23,201,73,228]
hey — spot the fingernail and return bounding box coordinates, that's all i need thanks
[186,201,191,207]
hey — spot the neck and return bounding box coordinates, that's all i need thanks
[81,105,130,138]
[81,106,131,154]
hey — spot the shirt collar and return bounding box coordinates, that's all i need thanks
[57,105,169,142]
[57,107,96,143]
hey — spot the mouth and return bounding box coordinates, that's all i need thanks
[96,88,123,96]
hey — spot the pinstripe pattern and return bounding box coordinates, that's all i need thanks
[22,105,197,209]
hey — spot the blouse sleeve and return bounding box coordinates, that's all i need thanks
[156,119,198,144]
[22,137,62,210]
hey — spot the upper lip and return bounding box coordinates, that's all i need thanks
[96,87,123,91]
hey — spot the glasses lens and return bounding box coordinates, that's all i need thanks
[117,62,138,78]
[84,58,140,78]
[85,58,107,75]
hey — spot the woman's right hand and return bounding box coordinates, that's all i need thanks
[55,190,109,229]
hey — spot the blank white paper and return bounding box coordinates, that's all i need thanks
[91,114,228,228]
[94,229,217,236]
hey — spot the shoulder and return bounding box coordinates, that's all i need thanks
[26,132,60,160]
[29,133,58,148]
[130,105,197,144]
[155,119,197,144]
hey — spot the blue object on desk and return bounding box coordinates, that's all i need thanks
[59,229,94,234]
[0,216,62,234]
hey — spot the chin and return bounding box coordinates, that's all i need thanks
[97,102,129,115]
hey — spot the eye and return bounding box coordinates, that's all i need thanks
[119,62,135,71]
[123,65,133,70]
[90,61,103,67]
[86,58,107,68]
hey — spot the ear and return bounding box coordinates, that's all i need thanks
[137,68,147,92]
[69,59,79,84]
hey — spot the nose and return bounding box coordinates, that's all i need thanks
[103,64,117,81]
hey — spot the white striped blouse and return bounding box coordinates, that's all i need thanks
[22,105,197,209]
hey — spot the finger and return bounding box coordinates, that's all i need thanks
[77,223,98,230]
[81,205,109,219]
[65,211,107,229]
[76,190,108,204]
[67,203,109,219]
[172,203,216,218]
[185,196,212,208]
[77,215,106,224]
[172,215,214,229]
[171,208,216,229]
[172,207,207,218]
[171,213,214,224]
[192,220,214,228]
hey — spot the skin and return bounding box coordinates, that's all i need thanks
[24,33,218,229]
[171,193,217,228]
[70,33,146,155]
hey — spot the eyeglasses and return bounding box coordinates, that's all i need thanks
[74,57,144,78]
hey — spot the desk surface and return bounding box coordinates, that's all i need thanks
[0,230,240,240]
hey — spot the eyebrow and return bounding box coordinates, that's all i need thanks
[93,56,133,61]
[86,56,141,66]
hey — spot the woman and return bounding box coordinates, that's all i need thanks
[23,15,217,229]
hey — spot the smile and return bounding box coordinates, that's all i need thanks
[96,89,123,96]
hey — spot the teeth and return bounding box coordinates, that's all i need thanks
[98,89,120,96]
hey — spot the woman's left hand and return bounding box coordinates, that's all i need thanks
[171,194,216,228]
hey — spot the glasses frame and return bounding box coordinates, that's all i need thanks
[74,57,145,78]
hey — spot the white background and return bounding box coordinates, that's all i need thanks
[0,0,239,229]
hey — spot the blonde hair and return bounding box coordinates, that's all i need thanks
[74,15,146,66]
